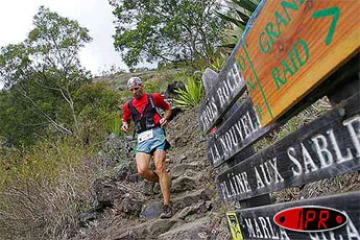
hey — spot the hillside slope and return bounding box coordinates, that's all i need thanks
[71,95,360,240]
[93,68,187,92]
[72,107,230,240]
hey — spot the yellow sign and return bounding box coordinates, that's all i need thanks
[235,0,360,126]
[226,212,243,240]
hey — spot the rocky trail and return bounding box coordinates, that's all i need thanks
[73,107,229,240]
[72,104,360,240]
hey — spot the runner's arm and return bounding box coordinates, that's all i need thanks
[160,108,171,127]
[121,103,131,132]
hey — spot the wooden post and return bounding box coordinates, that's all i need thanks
[202,68,240,124]
[202,68,218,94]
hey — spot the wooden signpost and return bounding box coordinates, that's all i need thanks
[198,59,245,133]
[227,192,360,240]
[217,94,360,202]
[199,1,360,133]
[237,0,360,127]
[207,55,359,168]
[207,98,277,167]
[199,1,360,240]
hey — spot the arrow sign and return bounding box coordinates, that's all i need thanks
[312,6,340,46]
[235,0,360,127]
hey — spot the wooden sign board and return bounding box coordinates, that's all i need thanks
[236,0,360,127]
[198,56,246,133]
[227,192,360,240]
[217,94,360,201]
[207,98,277,167]
[208,55,359,168]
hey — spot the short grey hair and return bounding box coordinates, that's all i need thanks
[127,77,142,88]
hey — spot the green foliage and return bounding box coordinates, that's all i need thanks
[0,6,92,88]
[209,53,227,72]
[112,117,122,137]
[0,6,95,146]
[144,78,166,94]
[157,60,189,70]
[0,90,40,146]
[72,82,121,144]
[174,76,204,109]
[109,0,226,67]
[217,0,261,50]
[29,6,92,69]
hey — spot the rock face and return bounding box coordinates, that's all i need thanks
[158,217,211,240]
[73,107,231,240]
[101,133,135,169]
[119,194,143,216]
[93,177,121,211]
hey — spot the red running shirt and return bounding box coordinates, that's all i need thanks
[122,93,170,125]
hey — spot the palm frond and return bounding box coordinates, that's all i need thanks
[234,0,258,12]
[216,11,245,27]
[219,0,261,51]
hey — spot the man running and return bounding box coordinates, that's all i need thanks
[120,77,173,219]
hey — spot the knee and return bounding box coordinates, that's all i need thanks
[137,168,147,177]
[155,164,165,174]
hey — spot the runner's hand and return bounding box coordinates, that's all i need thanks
[160,117,168,127]
[121,122,129,132]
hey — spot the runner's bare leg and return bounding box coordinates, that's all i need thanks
[153,149,171,206]
[136,152,159,182]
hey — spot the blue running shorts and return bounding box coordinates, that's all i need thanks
[135,127,168,154]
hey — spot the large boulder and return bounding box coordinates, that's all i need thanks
[93,177,126,212]
[140,202,164,219]
[119,194,144,216]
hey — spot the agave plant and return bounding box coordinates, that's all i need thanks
[217,0,261,50]
[210,53,228,72]
[174,76,204,109]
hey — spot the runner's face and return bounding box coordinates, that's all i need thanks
[129,85,144,99]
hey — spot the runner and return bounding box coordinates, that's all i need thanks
[120,77,173,218]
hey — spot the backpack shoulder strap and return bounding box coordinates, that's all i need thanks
[148,94,163,118]
[148,94,155,109]
[127,99,139,117]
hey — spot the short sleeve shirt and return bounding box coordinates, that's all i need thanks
[122,93,170,125]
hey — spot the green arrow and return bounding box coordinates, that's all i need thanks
[312,6,340,46]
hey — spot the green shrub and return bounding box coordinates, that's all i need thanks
[174,76,204,109]
[144,78,165,94]
[73,82,121,145]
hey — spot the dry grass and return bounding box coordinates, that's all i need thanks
[254,97,332,151]
[0,138,104,240]
[252,97,334,202]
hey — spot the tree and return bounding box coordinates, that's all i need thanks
[0,6,93,145]
[109,0,225,67]
[73,82,120,144]
[0,89,43,146]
